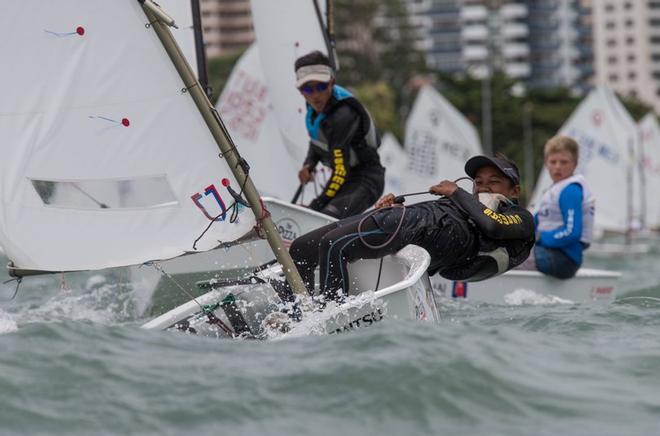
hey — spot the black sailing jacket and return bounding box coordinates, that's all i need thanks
[303,85,384,211]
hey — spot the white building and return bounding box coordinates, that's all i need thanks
[406,0,531,80]
[593,0,660,112]
[200,0,254,58]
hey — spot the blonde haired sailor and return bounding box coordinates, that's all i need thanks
[533,135,595,279]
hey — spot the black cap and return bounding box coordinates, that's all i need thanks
[464,155,520,186]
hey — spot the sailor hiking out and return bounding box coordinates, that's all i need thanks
[284,155,536,303]
[295,50,385,218]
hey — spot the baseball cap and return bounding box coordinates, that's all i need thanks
[295,64,334,88]
[464,155,521,186]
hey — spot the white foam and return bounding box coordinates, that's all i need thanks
[0,310,18,334]
[503,288,574,306]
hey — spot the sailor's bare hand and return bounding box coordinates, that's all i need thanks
[298,165,313,184]
[429,180,458,197]
[374,193,395,209]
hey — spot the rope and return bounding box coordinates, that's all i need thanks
[1,277,22,302]
[253,198,272,239]
[192,164,251,250]
[144,261,204,310]
[144,261,238,335]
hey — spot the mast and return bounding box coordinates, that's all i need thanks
[139,0,308,296]
[190,0,210,96]
[637,127,647,231]
[313,0,339,71]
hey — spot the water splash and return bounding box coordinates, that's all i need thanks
[0,309,18,334]
[504,288,574,306]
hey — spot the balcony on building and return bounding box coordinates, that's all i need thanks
[461,25,488,41]
[463,45,489,61]
[501,23,529,39]
[502,43,530,59]
[500,3,528,20]
[460,5,488,22]
[505,62,531,78]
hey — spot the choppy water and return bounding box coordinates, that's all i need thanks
[1,246,660,436]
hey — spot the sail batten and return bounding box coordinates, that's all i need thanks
[0,1,254,271]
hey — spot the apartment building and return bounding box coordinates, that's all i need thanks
[593,0,660,112]
[200,0,254,58]
[526,0,591,89]
[406,0,598,89]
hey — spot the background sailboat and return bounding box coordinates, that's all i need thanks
[379,132,408,195]
[215,43,300,200]
[250,0,333,165]
[531,86,641,237]
[638,113,660,232]
[403,85,483,199]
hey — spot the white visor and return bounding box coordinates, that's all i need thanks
[295,64,333,88]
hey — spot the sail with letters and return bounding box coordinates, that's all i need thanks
[530,86,641,235]
[215,44,300,200]
[0,1,257,273]
[250,0,332,165]
[403,85,483,196]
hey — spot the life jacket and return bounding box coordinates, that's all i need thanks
[534,174,595,246]
[304,85,379,167]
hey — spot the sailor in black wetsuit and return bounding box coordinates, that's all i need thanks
[294,51,385,219]
[287,155,536,302]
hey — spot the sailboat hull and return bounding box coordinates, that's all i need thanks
[430,268,620,305]
[141,245,440,337]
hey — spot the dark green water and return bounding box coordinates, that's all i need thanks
[1,248,660,436]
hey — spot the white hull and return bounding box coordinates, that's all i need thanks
[136,199,622,317]
[141,245,440,337]
[430,268,620,305]
[587,242,652,258]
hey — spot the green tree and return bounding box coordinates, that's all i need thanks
[207,50,245,105]
[352,81,400,139]
[334,0,427,136]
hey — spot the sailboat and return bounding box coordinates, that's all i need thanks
[379,133,408,195]
[399,85,621,304]
[0,0,439,337]
[531,86,649,257]
[637,113,660,233]
[136,0,342,312]
[402,85,483,199]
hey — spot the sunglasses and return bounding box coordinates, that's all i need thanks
[299,82,329,95]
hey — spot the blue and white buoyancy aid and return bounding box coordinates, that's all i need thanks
[304,85,379,167]
[535,174,595,246]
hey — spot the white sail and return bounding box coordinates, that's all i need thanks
[157,0,199,78]
[403,85,483,195]
[638,113,660,229]
[530,86,640,234]
[0,1,255,271]
[216,44,300,200]
[379,133,408,195]
[250,0,330,165]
